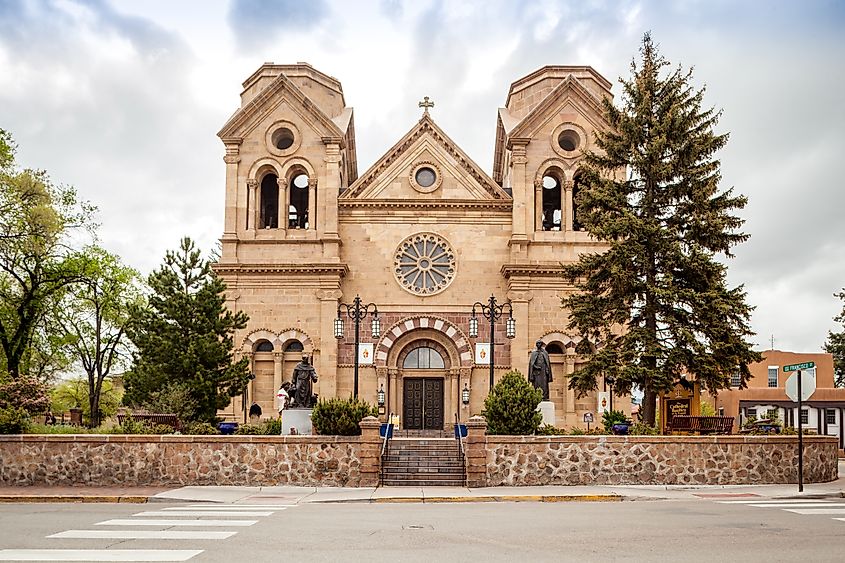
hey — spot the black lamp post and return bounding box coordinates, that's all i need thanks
[605,375,615,412]
[469,295,515,393]
[242,372,256,424]
[335,295,380,399]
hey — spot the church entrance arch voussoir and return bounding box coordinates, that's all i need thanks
[375,316,471,367]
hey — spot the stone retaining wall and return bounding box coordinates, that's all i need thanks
[464,417,839,486]
[0,419,382,487]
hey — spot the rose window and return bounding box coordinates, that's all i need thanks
[394,233,456,296]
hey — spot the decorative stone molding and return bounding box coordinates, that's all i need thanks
[409,161,443,194]
[393,232,456,296]
[374,315,472,367]
[265,120,302,157]
[315,289,343,301]
[501,264,567,278]
[214,264,349,276]
[241,328,313,353]
[339,199,512,210]
[551,121,588,160]
[223,155,241,164]
[246,179,257,189]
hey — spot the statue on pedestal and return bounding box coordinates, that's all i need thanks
[290,355,318,408]
[528,340,553,401]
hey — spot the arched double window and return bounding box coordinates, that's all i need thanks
[259,174,279,229]
[288,173,310,229]
[403,346,445,369]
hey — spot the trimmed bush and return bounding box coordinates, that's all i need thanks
[0,405,30,434]
[535,424,565,435]
[311,397,378,436]
[183,421,218,435]
[602,409,628,433]
[482,370,543,435]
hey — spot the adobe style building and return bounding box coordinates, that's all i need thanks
[709,350,845,448]
[213,62,630,430]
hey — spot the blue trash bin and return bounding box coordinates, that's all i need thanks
[217,422,238,435]
[454,423,467,438]
[379,423,394,438]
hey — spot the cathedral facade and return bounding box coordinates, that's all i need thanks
[214,62,628,429]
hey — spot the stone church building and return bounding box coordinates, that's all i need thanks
[214,62,629,430]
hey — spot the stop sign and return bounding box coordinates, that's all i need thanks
[785,370,816,402]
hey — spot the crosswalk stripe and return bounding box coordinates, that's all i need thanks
[96,519,257,527]
[48,530,236,540]
[746,503,845,508]
[784,508,845,515]
[719,499,835,504]
[0,549,202,561]
[134,510,274,517]
[187,504,295,509]
[162,506,286,512]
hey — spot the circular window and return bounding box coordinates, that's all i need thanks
[558,130,580,152]
[394,233,456,296]
[415,167,436,188]
[272,128,294,150]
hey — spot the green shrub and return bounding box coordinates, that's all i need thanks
[106,418,175,435]
[184,421,218,435]
[535,424,565,435]
[482,371,543,435]
[629,422,659,435]
[311,397,378,436]
[0,375,50,416]
[569,427,606,435]
[26,423,92,434]
[261,418,282,435]
[602,409,629,433]
[0,406,31,434]
[235,423,264,435]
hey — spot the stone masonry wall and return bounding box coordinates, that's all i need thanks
[462,417,838,486]
[0,419,382,488]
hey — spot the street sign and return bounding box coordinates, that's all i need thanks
[783,361,815,372]
[785,370,815,402]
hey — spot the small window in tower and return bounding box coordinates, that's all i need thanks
[558,130,580,152]
[259,174,279,229]
[546,343,564,354]
[541,175,562,231]
[284,340,304,352]
[415,167,436,188]
[255,340,274,352]
[573,173,584,231]
[271,128,295,151]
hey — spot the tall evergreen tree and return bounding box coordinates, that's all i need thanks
[824,288,845,387]
[562,34,760,426]
[124,237,249,422]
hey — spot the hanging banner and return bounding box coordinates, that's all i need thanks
[475,343,491,365]
[597,392,610,414]
[358,343,374,365]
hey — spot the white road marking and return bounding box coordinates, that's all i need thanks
[134,510,274,517]
[0,549,202,561]
[747,503,845,508]
[161,506,287,512]
[48,530,236,540]
[96,519,257,527]
[188,504,295,509]
[719,499,835,504]
[784,508,845,515]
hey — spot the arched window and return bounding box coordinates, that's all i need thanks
[403,346,445,369]
[541,174,562,231]
[259,174,279,229]
[284,340,304,352]
[289,173,310,229]
[546,343,564,355]
[255,340,274,352]
[573,173,584,231]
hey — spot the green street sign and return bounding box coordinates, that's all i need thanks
[783,361,815,373]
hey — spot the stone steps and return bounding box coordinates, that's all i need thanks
[380,437,466,487]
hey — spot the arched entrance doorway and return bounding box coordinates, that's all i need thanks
[401,341,446,430]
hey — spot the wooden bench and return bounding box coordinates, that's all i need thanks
[668,415,734,435]
[117,413,181,431]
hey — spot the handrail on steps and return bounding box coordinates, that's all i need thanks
[454,413,466,457]
[381,413,395,457]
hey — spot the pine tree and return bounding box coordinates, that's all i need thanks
[482,371,543,435]
[124,237,249,422]
[824,288,845,387]
[562,34,760,426]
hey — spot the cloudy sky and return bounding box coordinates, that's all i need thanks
[1,0,843,354]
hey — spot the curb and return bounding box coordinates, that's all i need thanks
[366,494,623,504]
[0,495,150,504]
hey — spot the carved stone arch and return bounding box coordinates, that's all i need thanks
[280,156,316,182]
[375,315,472,367]
[388,330,456,370]
[276,328,314,354]
[242,329,281,353]
[247,157,283,182]
[539,330,601,353]
[534,158,572,185]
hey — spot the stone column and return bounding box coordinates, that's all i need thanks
[322,141,342,257]
[565,352,576,426]
[273,352,283,403]
[508,289,531,386]
[465,415,488,487]
[448,368,459,428]
[221,139,241,259]
[534,178,543,232]
[388,368,399,420]
[564,179,574,232]
[246,179,257,231]
[509,141,529,259]
[316,289,342,400]
[358,416,381,487]
[277,177,287,234]
[307,178,317,230]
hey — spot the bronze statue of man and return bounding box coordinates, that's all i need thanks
[290,355,318,408]
[528,340,553,401]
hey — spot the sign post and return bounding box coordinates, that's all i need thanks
[784,362,815,493]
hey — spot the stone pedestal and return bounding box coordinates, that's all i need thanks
[538,401,556,426]
[281,408,313,435]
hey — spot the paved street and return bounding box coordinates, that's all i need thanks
[1,496,845,562]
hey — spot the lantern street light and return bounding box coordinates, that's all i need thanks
[462,383,471,406]
[335,295,380,399]
[377,383,386,408]
[469,295,515,393]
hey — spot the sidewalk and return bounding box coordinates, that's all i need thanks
[2,461,843,505]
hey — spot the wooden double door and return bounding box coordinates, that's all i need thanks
[402,377,444,430]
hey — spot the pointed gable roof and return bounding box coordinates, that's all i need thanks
[343,112,509,200]
[217,71,344,140]
[507,74,607,139]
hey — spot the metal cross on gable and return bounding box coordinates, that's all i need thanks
[418,96,434,114]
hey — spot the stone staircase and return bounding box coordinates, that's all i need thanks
[380,437,466,486]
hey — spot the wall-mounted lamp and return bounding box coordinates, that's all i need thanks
[333,317,344,339]
[462,383,470,406]
[377,383,385,407]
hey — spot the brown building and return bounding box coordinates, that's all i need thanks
[710,349,845,447]
[213,62,630,430]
